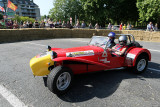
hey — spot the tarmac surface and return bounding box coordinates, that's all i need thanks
[0,38,160,107]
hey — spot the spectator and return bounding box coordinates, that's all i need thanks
[23,21,28,28]
[147,22,154,31]
[154,23,158,31]
[81,21,86,28]
[40,21,45,28]
[45,21,50,28]
[13,21,19,29]
[6,21,13,29]
[26,21,29,27]
[0,23,2,29]
[89,23,93,29]
[127,23,132,30]
[50,21,54,28]
[108,23,112,30]
[123,24,127,30]
[119,23,123,30]
[34,20,39,28]
[20,21,23,28]
[28,22,33,28]
[75,21,80,28]
[59,20,62,28]
[66,21,71,28]
[1,19,6,29]
[54,21,59,28]
[94,23,100,29]
[62,21,66,28]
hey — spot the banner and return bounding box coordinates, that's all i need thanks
[7,0,17,11]
[0,6,5,12]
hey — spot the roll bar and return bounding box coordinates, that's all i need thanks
[116,34,135,44]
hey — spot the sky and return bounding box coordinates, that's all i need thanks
[34,0,54,16]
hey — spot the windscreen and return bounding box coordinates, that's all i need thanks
[89,36,109,48]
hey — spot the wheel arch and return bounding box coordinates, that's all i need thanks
[132,49,151,66]
[126,48,151,67]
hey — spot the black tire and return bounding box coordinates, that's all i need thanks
[132,55,148,74]
[47,66,73,95]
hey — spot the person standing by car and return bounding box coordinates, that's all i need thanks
[109,35,128,56]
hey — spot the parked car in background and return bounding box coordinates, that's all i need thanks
[112,25,120,30]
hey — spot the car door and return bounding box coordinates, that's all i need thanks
[98,49,125,69]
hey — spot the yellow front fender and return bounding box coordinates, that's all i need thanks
[30,52,54,76]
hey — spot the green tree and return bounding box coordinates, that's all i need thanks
[12,15,35,23]
[137,0,160,23]
[49,0,83,23]
[49,0,139,26]
[81,0,108,26]
[41,15,50,21]
[12,15,21,22]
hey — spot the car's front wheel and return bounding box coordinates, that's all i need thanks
[47,66,73,95]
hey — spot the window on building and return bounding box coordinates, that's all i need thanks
[19,1,22,4]
[13,0,17,3]
[0,3,4,7]
[25,1,28,5]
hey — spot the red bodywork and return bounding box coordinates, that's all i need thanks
[51,45,151,74]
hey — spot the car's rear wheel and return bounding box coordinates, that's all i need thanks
[47,66,73,95]
[132,55,148,74]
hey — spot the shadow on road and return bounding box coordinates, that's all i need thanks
[43,62,160,103]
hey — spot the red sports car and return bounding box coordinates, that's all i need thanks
[30,34,151,95]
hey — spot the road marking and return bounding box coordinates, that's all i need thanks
[24,42,46,47]
[67,39,89,43]
[148,68,160,72]
[0,85,27,107]
[148,49,160,53]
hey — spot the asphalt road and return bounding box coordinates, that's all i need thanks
[0,38,160,107]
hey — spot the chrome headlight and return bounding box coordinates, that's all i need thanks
[50,51,57,59]
[47,45,51,51]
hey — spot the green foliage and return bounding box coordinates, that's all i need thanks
[41,15,50,21]
[12,15,35,23]
[12,15,21,22]
[49,0,83,23]
[0,13,3,20]
[137,0,160,23]
[48,0,160,26]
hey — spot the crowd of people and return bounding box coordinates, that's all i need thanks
[0,19,159,31]
[146,22,158,31]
